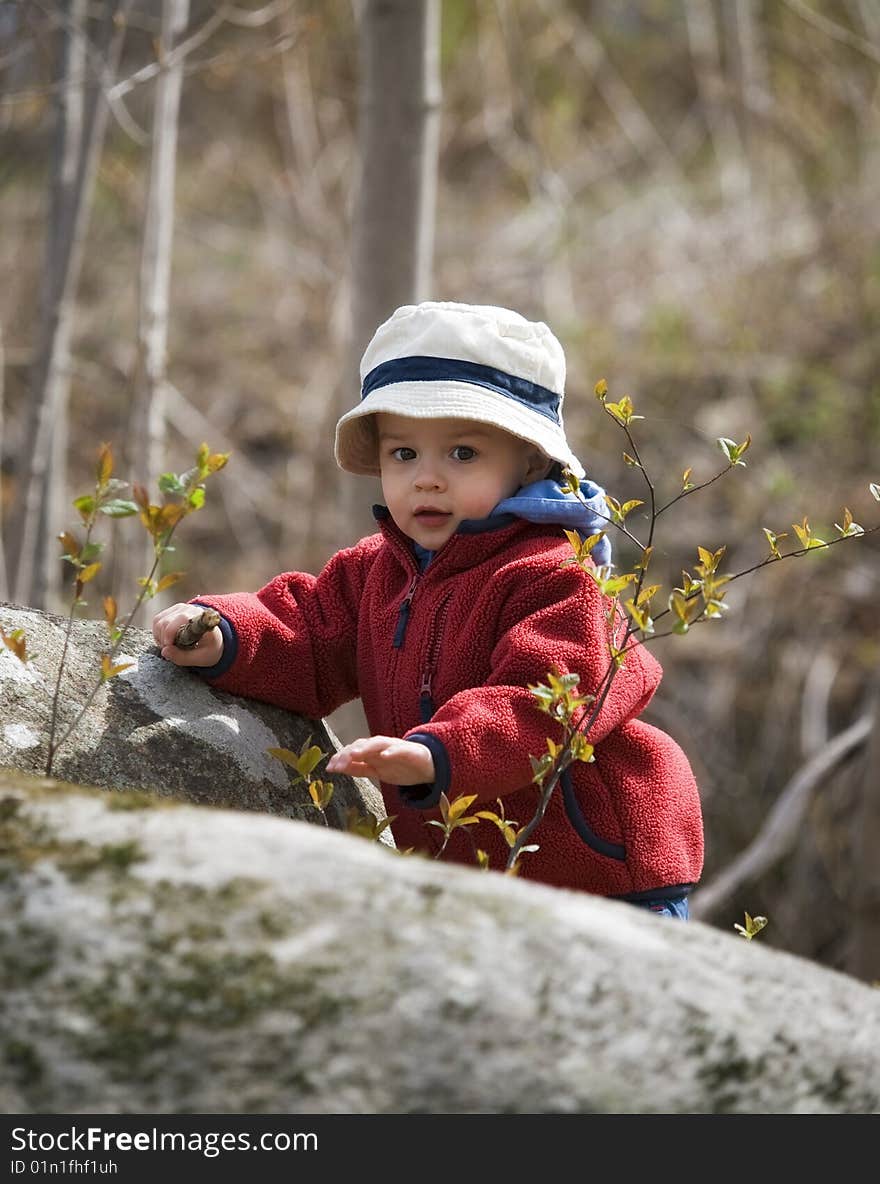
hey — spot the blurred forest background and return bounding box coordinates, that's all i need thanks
[1,1,878,980]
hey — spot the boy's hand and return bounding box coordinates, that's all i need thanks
[152,602,223,667]
[326,736,435,786]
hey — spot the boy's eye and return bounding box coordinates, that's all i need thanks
[390,446,417,461]
[451,445,477,461]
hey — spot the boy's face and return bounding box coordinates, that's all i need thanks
[376,413,549,550]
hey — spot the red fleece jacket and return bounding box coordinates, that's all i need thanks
[193,512,703,898]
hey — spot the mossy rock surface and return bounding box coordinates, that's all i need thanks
[1,769,878,1114]
[0,601,385,830]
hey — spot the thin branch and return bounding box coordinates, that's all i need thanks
[690,713,872,920]
[781,0,880,64]
[48,508,184,771]
[656,462,735,517]
[107,5,228,100]
[107,2,295,102]
[0,320,7,601]
[647,522,880,631]
[800,649,839,758]
[0,3,297,110]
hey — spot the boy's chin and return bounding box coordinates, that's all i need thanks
[408,520,458,549]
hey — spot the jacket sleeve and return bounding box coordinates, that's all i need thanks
[189,534,383,718]
[403,559,662,807]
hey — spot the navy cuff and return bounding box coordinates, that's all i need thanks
[398,732,450,810]
[190,602,239,680]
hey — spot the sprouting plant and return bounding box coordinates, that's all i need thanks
[424,791,482,858]
[343,806,396,842]
[268,736,336,826]
[269,738,399,839]
[32,440,229,775]
[0,625,30,663]
[735,912,769,940]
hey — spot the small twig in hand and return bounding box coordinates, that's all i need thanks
[174,608,220,649]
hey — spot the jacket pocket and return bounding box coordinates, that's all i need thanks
[561,770,626,861]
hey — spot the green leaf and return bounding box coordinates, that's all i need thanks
[308,780,334,810]
[558,469,580,495]
[762,527,785,559]
[734,912,768,940]
[158,473,186,495]
[100,654,134,681]
[297,744,324,778]
[588,569,636,597]
[792,518,826,550]
[0,625,30,662]
[570,734,594,763]
[717,435,751,466]
[834,508,864,537]
[78,561,102,584]
[96,443,114,485]
[869,482,880,502]
[267,747,299,768]
[205,451,230,475]
[669,590,691,623]
[604,394,643,425]
[73,494,96,522]
[57,531,81,559]
[98,499,139,518]
[448,793,478,820]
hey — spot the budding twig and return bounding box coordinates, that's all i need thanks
[174,608,220,649]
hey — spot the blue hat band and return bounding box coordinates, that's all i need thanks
[361,355,562,425]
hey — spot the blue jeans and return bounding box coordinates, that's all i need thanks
[631,896,689,920]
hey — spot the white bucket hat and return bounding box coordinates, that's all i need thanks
[334,301,585,479]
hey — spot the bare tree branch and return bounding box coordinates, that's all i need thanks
[116,0,190,620]
[690,713,872,920]
[0,318,7,600]
[800,648,838,757]
[781,0,880,64]
[11,0,134,610]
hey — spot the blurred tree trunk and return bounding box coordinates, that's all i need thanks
[116,0,190,621]
[683,0,748,207]
[849,681,880,983]
[0,317,7,600]
[10,0,132,611]
[340,0,441,543]
[326,0,441,748]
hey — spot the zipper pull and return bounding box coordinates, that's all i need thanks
[393,574,419,649]
[419,671,435,723]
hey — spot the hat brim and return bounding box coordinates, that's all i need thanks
[334,381,584,479]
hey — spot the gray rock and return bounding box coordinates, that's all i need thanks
[0,601,386,834]
[1,768,877,1114]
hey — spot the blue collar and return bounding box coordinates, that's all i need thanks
[492,478,612,565]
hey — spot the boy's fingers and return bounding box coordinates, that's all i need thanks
[159,643,211,667]
[151,603,203,645]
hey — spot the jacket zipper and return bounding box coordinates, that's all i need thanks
[393,574,419,648]
[418,593,452,722]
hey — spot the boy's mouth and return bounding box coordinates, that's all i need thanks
[413,507,452,525]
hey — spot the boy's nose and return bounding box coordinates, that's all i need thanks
[414,463,444,490]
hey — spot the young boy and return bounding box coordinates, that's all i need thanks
[153,301,703,916]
